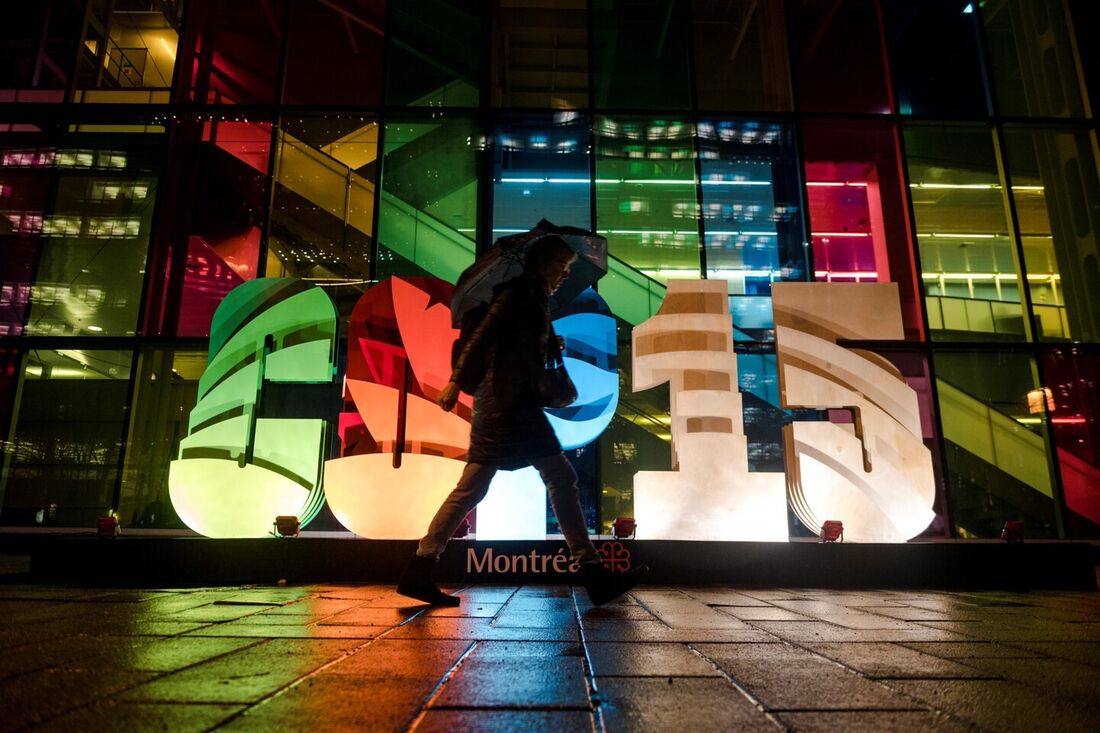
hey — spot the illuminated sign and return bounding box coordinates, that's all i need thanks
[172,276,935,543]
[168,278,338,538]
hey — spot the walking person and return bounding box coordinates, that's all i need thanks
[396,235,645,606]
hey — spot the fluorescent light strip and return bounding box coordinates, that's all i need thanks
[813,232,871,238]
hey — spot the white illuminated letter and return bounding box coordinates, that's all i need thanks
[773,282,936,542]
[631,280,788,541]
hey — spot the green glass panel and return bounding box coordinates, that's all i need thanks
[934,350,1061,538]
[903,125,1030,341]
[378,118,479,284]
[1003,127,1100,342]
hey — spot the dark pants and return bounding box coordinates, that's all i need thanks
[416,452,599,563]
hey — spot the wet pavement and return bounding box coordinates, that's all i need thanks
[0,583,1097,732]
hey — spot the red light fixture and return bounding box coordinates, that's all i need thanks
[820,520,844,542]
[97,512,120,539]
[612,516,637,540]
[1001,520,1024,543]
[273,515,300,537]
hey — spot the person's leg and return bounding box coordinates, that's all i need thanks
[398,462,498,606]
[417,462,498,558]
[533,452,648,606]
[532,453,599,564]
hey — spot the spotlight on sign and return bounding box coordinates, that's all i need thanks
[273,515,300,537]
[1000,520,1024,543]
[820,520,844,543]
[612,517,637,540]
[97,512,120,539]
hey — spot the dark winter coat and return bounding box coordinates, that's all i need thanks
[451,275,561,469]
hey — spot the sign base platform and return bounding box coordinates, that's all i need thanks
[9,536,1097,590]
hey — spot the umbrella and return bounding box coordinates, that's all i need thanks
[450,219,608,327]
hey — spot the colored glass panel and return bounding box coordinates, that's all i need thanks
[1002,127,1100,342]
[0,3,84,103]
[282,0,385,106]
[880,0,990,117]
[145,114,269,338]
[699,120,806,297]
[594,116,698,316]
[1042,348,1100,535]
[788,0,893,114]
[492,114,591,240]
[17,125,163,337]
[118,348,204,528]
[904,125,1029,341]
[802,120,924,339]
[934,349,1061,538]
[982,0,1090,118]
[385,0,484,107]
[691,0,792,112]
[591,0,693,110]
[377,117,479,283]
[492,0,588,109]
[268,115,379,320]
[0,349,133,526]
[174,0,285,105]
[73,0,184,104]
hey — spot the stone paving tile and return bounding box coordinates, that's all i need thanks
[802,642,999,679]
[0,634,118,679]
[315,606,421,626]
[324,639,472,678]
[596,677,778,732]
[34,701,245,733]
[420,602,504,618]
[579,604,657,621]
[586,642,722,677]
[853,606,982,622]
[715,606,811,621]
[0,667,156,729]
[219,675,437,731]
[581,619,776,643]
[413,709,596,732]
[387,617,579,641]
[679,588,774,607]
[959,656,1100,702]
[503,597,576,611]
[466,641,583,660]
[259,598,367,615]
[119,638,361,704]
[747,620,973,643]
[775,710,976,732]
[694,643,925,711]
[184,622,386,639]
[899,641,1044,659]
[232,613,331,626]
[432,657,590,709]
[1003,641,1100,666]
[915,620,1100,642]
[100,636,261,672]
[888,679,1100,733]
[492,609,577,628]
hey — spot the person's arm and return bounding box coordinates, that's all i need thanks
[438,289,514,411]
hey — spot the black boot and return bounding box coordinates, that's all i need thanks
[396,554,461,606]
[578,561,649,607]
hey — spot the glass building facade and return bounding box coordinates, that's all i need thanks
[1,0,1097,540]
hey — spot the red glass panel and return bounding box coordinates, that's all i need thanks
[283,0,385,106]
[1043,349,1100,535]
[802,120,924,340]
